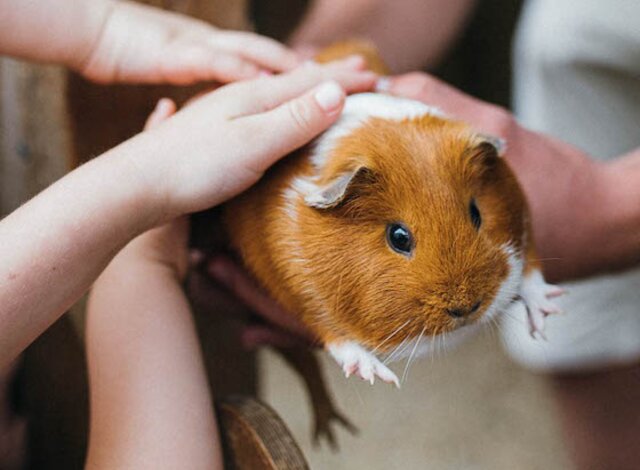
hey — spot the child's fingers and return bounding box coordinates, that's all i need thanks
[211,31,301,72]
[220,57,375,117]
[238,81,345,172]
[163,46,261,84]
[144,98,177,130]
[238,81,345,170]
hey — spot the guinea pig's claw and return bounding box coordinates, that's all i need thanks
[520,269,565,341]
[545,286,567,299]
[328,341,400,388]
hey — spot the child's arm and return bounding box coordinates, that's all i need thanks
[86,214,222,469]
[0,0,299,84]
[0,61,376,366]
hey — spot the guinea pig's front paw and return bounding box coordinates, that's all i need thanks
[520,269,566,340]
[327,341,400,387]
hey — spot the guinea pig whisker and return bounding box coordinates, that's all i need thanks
[432,325,447,363]
[372,319,412,354]
[437,330,447,360]
[383,331,413,365]
[401,326,426,385]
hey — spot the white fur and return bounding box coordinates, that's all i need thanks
[282,93,444,207]
[519,268,564,339]
[327,341,400,387]
[310,93,444,169]
[483,244,524,324]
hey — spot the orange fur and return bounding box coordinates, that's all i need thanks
[222,42,535,352]
[313,39,390,75]
[222,114,531,351]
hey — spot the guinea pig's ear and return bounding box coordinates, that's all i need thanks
[304,165,373,209]
[475,133,507,156]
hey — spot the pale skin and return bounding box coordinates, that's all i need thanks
[0,0,378,366]
[85,103,222,469]
[0,58,377,367]
[0,0,302,84]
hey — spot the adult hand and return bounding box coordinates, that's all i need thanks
[205,255,317,349]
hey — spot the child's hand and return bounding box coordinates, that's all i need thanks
[122,58,376,223]
[79,1,300,85]
[118,102,189,280]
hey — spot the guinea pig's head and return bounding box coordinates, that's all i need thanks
[288,94,527,352]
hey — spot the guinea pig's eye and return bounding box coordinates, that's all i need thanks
[469,199,482,230]
[386,223,413,255]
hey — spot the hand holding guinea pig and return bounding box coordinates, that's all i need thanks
[217,45,565,387]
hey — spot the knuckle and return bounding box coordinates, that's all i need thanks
[287,98,315,133]
[483,104,514,135]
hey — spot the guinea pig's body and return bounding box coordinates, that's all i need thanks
[222,92,561,386]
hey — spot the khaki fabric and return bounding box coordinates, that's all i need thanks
[502,0,640,371]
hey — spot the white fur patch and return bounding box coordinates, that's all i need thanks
[327,341,400,387]
[519,268,564,339]
[283,93,444,208]
[310,93,445,169]
[482,244,524,324]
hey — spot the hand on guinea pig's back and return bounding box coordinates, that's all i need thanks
[207,254,318,348]
[221,92,565,387]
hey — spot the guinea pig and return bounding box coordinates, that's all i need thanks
[222,48,562,387]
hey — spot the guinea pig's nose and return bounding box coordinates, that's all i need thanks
[446,301,482,319]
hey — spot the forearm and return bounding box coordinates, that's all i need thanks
[0,0,112,70]
[289,0,477,71]
[509,130,640,281]
[0,137,160,365]
[86,243,221,469]
[595,148,640,272]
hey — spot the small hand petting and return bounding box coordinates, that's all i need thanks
[127,57,376,220]
[79,1,301,85]
[120,97,190,279]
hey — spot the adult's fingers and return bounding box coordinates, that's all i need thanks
[238,80,345,169]
[380,72,469,110]
[207,256,316,341]
[219,57,376,116]
[211,31,301,72]
[382,72,510,135]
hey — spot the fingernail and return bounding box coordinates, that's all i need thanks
[375,76,392,93]
[314,81,344,113]
[258,70,273,77]
[155,98,172,113]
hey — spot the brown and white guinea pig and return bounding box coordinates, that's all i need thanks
[222,43,563,387]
